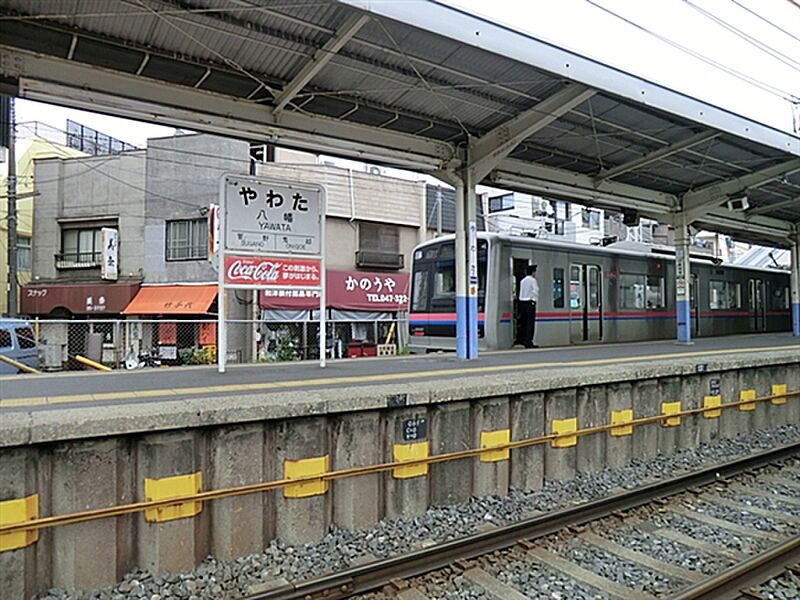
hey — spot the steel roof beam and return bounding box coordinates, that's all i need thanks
[596,131,720,182]
[1,46,456,169]
[469,85,595,181]
[748,195,800,216]
[698,211,794,246]
[682,158,800,222]
[490,158,676,219]
[273,13,370,116]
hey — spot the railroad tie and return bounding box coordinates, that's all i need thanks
[726,483,800,508]
[526,547,658,600]
[669,505,782,542]
[651,528,745,562]
[396,589,432,600]
[579,531,702,583]
[700,494,800,526]
[462,567,530,600]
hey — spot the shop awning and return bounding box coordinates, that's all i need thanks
[21,282,140,315]
[123,284,217,315]
[260,270,409,311]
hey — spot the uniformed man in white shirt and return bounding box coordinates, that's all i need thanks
[518,264,539,348]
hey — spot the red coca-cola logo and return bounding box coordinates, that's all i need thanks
[226,258,280,283]
[224,255,321,287]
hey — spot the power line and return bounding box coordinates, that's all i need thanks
[585,0,800,103]
[684,0,800,71]
[730,0,800,44]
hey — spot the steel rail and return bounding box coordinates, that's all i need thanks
[247,442,800,600]
[1,388,797,537]
[665,536,800,600]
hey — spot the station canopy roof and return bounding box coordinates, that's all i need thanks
[1,0,798,246]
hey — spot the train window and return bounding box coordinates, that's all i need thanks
[411,270,429,312]
[570,266,582,309]
[645,276,665,309]
[619,273,645,309]
[433,263,455,299]
[772,286,790,310]
[710,280,741,310]
[553,268,565,308]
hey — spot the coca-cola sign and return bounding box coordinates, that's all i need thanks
[224,255,321,287]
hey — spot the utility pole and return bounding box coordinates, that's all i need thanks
[5,96,16,316]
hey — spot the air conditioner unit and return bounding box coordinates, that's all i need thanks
[726,195,749,211]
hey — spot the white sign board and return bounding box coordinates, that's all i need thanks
[101,227,118,281]
[218,173,326,374]
[223,175,322,255]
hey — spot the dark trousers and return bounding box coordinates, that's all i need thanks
[519,300,537,347]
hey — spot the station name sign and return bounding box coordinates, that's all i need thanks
[224,176,321,255]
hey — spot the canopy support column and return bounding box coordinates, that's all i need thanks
[792,229,800,337]
[674,211,693,344]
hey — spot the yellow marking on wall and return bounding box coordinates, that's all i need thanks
[551,418,577,448]
[393,442,429,479]
[284,456,329,498]
[46,394,93,404]
[144,472,203,523]
[0,495,38,552]
[703,395,722,419]
[92,391,134,401]
[771,384,788,405]
[133,389,179,398]
[661,402,682,427]
[739,389,757,412]
[1,397,44,408]
[610,409,634,437]
[480,429,510,462]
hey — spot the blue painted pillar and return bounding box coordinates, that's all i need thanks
[674,212,693,344]
[464,169,479,359]
[454,180,468,359]
[792,235,800,337]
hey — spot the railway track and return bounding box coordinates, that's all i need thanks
[245,442,800,600]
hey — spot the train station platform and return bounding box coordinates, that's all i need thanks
[1,332,798,597]
[2,333,798,414]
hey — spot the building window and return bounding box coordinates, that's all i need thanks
[356,222,402,269]
[553,267,565,308]
[58,227,102,268]
[581,208,601,230]
[488,193,514,213]
[17,236,32,271]
[166,219,208,261]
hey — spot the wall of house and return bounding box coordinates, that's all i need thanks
[32,152,147,282]
[142,134,250,284]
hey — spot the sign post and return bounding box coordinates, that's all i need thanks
[218,174,325,373]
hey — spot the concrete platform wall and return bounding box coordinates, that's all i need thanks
[1,354,798,597]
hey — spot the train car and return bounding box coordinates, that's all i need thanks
[408,233,791,352]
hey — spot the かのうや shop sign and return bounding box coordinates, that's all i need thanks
[224,177,322,256]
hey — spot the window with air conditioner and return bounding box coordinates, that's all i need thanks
[357,222,402,269]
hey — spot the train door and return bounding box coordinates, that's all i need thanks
[690,274,699,336]
[569,263,603,343]
[512,257,530,344]
[749,278,766,331]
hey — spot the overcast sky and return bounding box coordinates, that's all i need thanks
[16,0,800,146]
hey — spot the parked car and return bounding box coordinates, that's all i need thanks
[0,318,39,374]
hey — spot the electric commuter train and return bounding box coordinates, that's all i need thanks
[408,233,791,352]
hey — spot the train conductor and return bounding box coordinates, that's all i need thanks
[518,264,539,348]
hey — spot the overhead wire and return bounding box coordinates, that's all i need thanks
[730,0,800,43]
[585,0,800,103]
[683,0,800,71]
